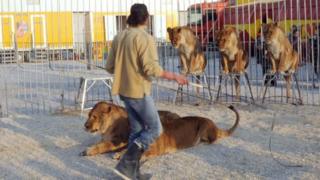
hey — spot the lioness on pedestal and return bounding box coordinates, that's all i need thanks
[167,26,207,75]
[262,22,299,100]
[215,27,249,98]
[81,101,239,159]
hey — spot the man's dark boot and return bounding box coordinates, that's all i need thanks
[114,142,144,180]
[136,160,152,180]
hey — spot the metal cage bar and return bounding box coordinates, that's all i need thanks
[0,0,319,115]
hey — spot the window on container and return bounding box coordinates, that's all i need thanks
[187,7,202,25]
[116,16,127,32]
[203,9,217,23]
[147,15,154,36]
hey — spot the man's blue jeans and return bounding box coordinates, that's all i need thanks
[120,95,162,150]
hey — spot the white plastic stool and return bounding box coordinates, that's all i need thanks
[77,75,113,111]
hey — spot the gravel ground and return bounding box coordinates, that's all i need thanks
[0,102,319,180]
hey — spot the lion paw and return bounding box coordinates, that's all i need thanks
[180,69,188,75]
[113,152,122,160]
[190,70,203,75]
[222,70,229,75]
[288,69,295,74]
[268,69,276,74]
[80,148,95,156]
[79,150,88,156]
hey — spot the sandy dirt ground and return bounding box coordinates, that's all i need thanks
[0,102,319,180]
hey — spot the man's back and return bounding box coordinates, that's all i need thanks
[106,26,163,98]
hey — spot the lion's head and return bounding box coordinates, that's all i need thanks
[215,27,239,52]
[262,22,283,44]
[84,102,128,134]
[167,27,195,48]
[159,110,180,120]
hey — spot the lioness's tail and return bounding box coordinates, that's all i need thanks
[217,105,240,139]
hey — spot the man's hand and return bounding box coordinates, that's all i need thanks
[174,74,188,85]
[160,71,188,85]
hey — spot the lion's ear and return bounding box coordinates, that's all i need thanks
[230,26,237,31]
[214,29,221,40]
[102,106,112,114]
[261,24,267,34]
[177,28,182,33]
[167,27,172,33]
[187,27,196,34]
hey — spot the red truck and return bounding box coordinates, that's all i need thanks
[187,0,320,55]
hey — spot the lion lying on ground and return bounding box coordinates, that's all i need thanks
[215,27,249,98]
[262,22,299,99]
[167,26,207,75]
[80,101,239,159]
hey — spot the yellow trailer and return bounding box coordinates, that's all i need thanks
[0,0,180,62]
[0,15,15,49]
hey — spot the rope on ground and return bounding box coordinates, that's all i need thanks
[268,112,303,168]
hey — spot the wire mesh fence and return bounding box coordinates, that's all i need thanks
[0,0,320,116]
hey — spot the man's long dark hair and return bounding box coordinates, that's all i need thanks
[127,3,149,26]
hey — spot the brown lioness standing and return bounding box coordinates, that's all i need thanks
[167,26,207,75]
[215,27,249,98]
[262,22,300,100]
[81,101,239,159]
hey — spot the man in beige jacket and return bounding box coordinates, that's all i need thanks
[106,3,188,180]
